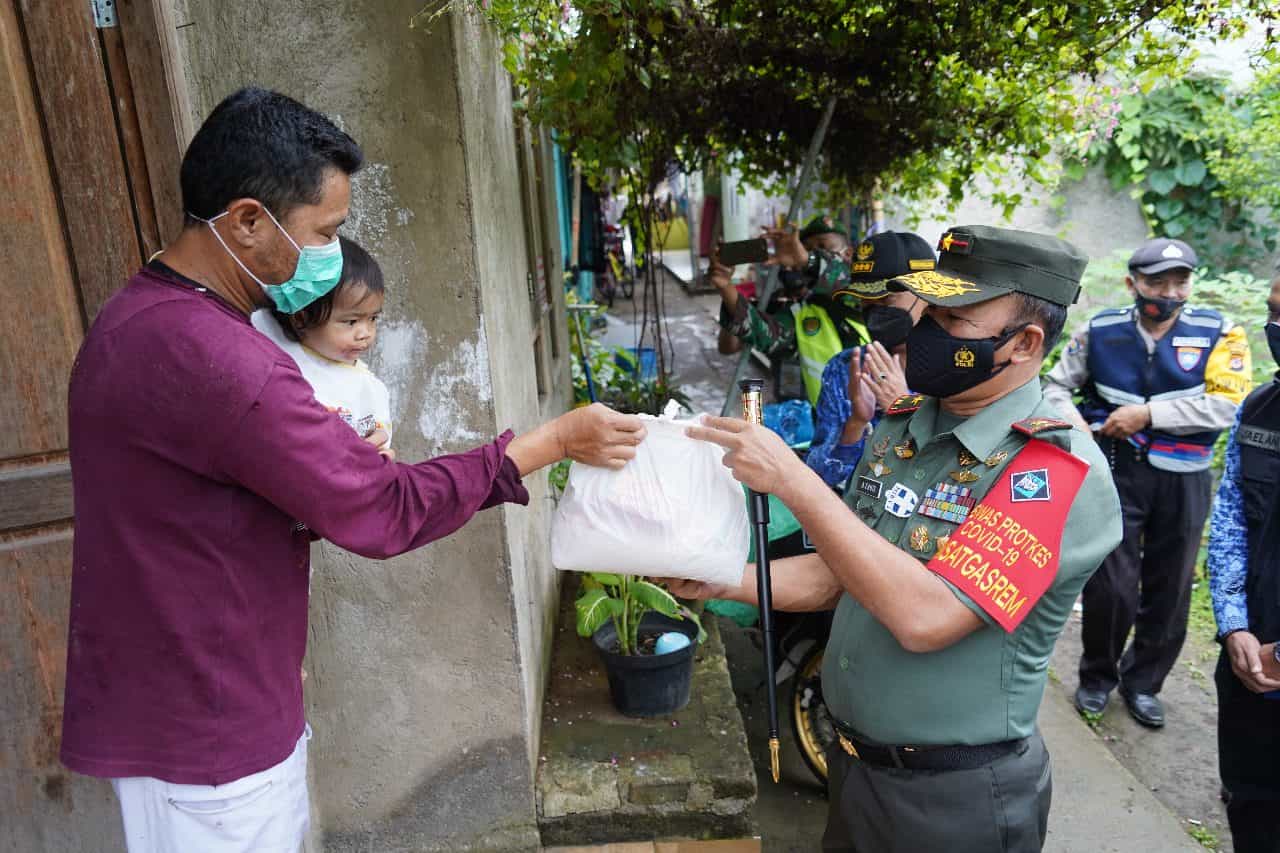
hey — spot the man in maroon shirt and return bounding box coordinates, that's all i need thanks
[62,87,644,852]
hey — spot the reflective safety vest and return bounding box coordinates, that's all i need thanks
[792,302,867,406]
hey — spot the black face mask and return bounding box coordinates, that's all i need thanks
[1266,322,1280,367]
[864,304,915,349]
[905,314,1027,398]
[1135,294,1185,323]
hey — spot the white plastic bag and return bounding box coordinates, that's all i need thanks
[551,412,750,586]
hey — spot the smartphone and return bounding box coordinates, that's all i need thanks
[718,238,769,267]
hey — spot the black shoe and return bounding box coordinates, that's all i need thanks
[1074,685,1110,715]
[1122,691,1165,728]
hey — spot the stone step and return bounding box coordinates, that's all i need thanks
[536,583,758,848]
[547,839,762,852]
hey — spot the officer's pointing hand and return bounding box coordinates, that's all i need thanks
[687,415,805,495]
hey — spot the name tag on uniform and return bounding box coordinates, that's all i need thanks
[1238,424,1280,454]
[855,475,884,500]
[1172,336,1212,348]
[925,441,1088,632]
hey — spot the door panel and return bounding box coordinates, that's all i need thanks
[1,0,177,847]
[19,0,142,322]
[0,0,85,460]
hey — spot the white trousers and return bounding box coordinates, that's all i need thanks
[111,726,311,853]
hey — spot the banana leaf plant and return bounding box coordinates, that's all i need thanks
[575,573,704,656]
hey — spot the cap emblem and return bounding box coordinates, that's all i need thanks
[1161,244,1184,259]
[898,270,981,300]
[857,241,874,260]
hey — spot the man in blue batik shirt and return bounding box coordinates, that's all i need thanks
[1207,272,1280,853]
[805,231,933,490]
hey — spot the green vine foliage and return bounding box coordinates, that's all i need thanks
[1069,72,1279,273]
[419,0,1275,223]
[1212,54,1280,223]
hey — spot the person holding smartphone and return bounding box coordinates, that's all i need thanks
[709,215,867,405]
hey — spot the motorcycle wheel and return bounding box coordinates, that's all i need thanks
[791,645,835,785]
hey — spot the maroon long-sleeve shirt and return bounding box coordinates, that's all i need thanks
[61,264,528,785]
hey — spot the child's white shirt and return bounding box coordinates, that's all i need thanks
[251,311,393,447]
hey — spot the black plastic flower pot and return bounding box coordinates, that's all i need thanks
[591,612,699,718]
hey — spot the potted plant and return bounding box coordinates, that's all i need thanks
[575,573,704,717]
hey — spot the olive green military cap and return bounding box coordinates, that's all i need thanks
[799,214,848,242]
[888,225,1088,308]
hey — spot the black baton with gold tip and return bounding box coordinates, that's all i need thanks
[740,378,781,783]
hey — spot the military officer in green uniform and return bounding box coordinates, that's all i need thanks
[676,225,1123,852]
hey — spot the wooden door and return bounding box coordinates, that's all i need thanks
[1,0,185,847]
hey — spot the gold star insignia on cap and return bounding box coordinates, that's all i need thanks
[939,232,972,254]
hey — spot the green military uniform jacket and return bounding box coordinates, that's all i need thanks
[822,378,1122,746]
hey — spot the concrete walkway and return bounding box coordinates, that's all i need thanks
[1040,688,1203,852]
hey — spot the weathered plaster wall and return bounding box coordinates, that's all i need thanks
[450,7,567,777]
[169,1,568,848]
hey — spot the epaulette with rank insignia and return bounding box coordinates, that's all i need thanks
[886,394,926,416]
[1011,417,1073,437]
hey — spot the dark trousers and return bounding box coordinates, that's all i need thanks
[822,733,1051,853]
[1216,652,1280,853]
[1078,446,1211,695]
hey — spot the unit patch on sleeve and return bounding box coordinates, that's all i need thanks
[1010,468,1051,502]
[926,440,1088,632]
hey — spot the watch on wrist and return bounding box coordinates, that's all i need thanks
[804,250,821,276]
[1273,643,1280,665]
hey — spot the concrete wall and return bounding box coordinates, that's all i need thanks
[170,1,569,848]
[903,165,1150,282]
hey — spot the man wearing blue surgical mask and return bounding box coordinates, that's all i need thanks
[1044,237,1253,729]
[61,87,644,853]
[1206,272,1280,853]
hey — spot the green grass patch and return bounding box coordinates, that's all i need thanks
[1186,822,1219,850]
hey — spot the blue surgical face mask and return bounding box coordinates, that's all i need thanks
[190,206,343,313]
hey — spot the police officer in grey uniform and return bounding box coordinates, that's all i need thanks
[1044,238,1252,727]
[675,226,1122,852]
